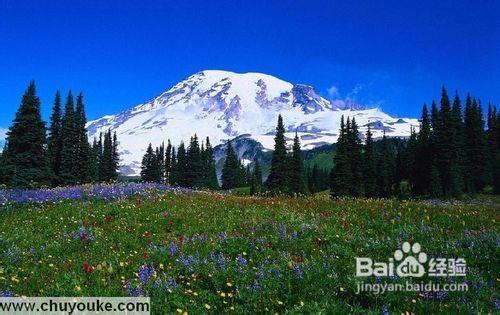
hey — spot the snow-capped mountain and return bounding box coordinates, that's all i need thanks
[87,70,419,175]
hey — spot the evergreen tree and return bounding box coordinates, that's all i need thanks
[265,115,289,194]
[435,87,462,196]
[330,116,352,197]
[88,137,100,182]
[141,143,161,182]
[363,126,377,197]
[486,104,498,188]
[253,160,262,193]
[429,162,442,197]
[376,132,395,197]
[186,135,203,187]
[47,91,63,186]
[99,130,119,182]
[165,140,172,184]
[289,132,307,195]
[170,147,178,186]
[3,82,51,187]
[176,142,187,186]
[347,118,363,196]
[60,91,77,185]
[97,132,105,182]
[156,142,165,183]
[74,93,92,183]
[204,137,219,189]
[413,104,432,196]
[464,96,487,193]
[221,140,240,189]
[111,132,119,180]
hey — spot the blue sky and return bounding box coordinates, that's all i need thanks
[0,0,499,132]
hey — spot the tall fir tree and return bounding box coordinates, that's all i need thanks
[186,135,203,187]
[252,160,262,193]
[330,116,352,197]
[347,118,363,196]
[176,142,187,186]
[289,132,307,195]
[47,91,63,186]
[156,142,165,183]
[464,96,487,193]
[165,140,172,184]
[363,126,377,197]
[266,115,289,194]
[3,81,51,187]
[376,132,395,197]
[111,132,119,180]
[99,130,119,182]
[221,140,240,189]
[204,137,219,189]
[435,87,462,196]
[74,93,92,183]
[486,104,498,187]
[141,143,161,182]
[170,147,178,186]
[413,104,433,196]
[59,91,77,185]
[89,137,100,181]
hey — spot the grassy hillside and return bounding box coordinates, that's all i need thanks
[0,184,497,313]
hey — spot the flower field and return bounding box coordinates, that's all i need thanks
[0,184,498,313]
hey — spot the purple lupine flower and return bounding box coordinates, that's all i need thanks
[237,254,248,268]
[252,280,259,290]
[218,253,227,270]
[0,289,14,297]
[294,264,303,279]
[138,264,155,283]
[219,232,228,243]
[257,270,264,279]
[381,305,389,315]
[165,278,178,290]
[199,233,207,242]
[169,241,178,256]
[493,298,500,310]
[277,224,287,240]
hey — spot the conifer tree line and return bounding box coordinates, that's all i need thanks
[330,87,500,198]
[261,115,307,195]
[0,82,119,188]
[140,135,219,189]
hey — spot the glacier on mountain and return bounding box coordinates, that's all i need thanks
[86,70,419,175]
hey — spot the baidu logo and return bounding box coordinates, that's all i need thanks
[356,241,466,278]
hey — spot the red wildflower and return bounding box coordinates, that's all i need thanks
[83,262,93,274]
[143,251,149,259]
[313,237,322,247]
[291,255,302,263]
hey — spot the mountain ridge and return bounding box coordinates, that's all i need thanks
[86,70,419,175]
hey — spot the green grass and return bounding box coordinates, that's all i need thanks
[0,192,498,314]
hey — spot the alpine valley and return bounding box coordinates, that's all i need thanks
[86,70,419,176]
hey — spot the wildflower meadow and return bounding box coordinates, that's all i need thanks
[0,183,498,313]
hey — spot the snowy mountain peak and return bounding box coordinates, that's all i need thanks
[87,70,419,175]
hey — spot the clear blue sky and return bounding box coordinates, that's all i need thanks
[0,0,499,131]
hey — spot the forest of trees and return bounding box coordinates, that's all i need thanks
[0,82,119,188]
[140,88,499,199]
[140,135,219,189]
[330,87,500,198]
[2,83,498,199]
